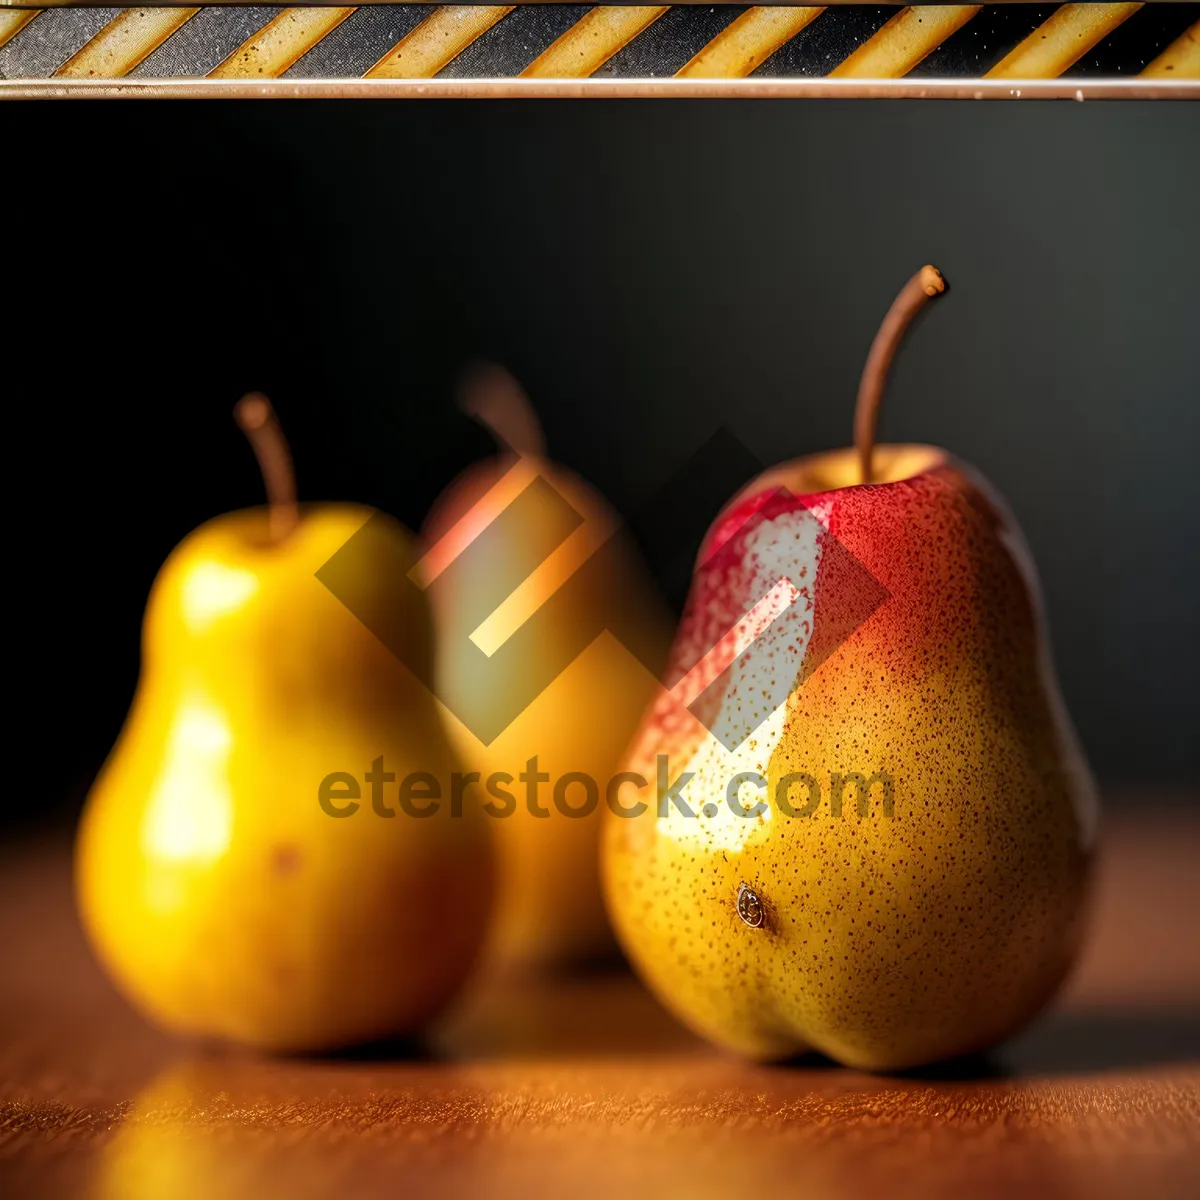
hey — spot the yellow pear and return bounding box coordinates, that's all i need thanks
[77,396,493,1052]
[603,268,1098,1070]
[421,365,670,968]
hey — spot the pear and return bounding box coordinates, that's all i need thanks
[421,365,670,969]
[77,396,493,1052]
[603,267,1098,1070]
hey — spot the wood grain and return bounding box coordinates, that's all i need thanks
[1,808,1197,1198]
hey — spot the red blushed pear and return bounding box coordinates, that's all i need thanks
[76,396,493,1053]
[603,267,1098,1071]
[420,365,671,970]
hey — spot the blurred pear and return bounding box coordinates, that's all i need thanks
[421,365,671,969]
[77,397,493,1051]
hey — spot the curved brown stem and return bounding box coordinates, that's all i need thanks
[459,362,547,459]
[854,265,947,484]
[234,393,299,542]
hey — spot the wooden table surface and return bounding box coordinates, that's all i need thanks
[2,807,1198,1199]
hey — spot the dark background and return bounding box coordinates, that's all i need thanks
[6,99,1198,832]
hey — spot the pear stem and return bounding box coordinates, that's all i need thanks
[234,393,299,542]
[459,362,547,459]
[854,264,947,485]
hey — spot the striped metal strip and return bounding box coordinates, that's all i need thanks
[56,8,199,78]
[1142,16,1199,75]
[283,8,432,76]
[366,6,513,78]
[125,7,280,76]
[596,6,742,76]
[986,2,1143,77]
[523,6,668,77]
[0,9,39,51]
[1,8,124,77]
[435,7,591,79]
[831,5,981,78]
[676,8,824,78]
[1,5,1198,81]
[210,6,357,78]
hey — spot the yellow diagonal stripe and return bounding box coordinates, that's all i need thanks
[366,6,513,79]
[986,3,1143,79]
[677,7,824,78]
[1142,19,1200,78]
[56,8,199,79]
[831,6,981,78]
[522,6,668,78]
[210,7,357,80]
[0,9,39,51]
